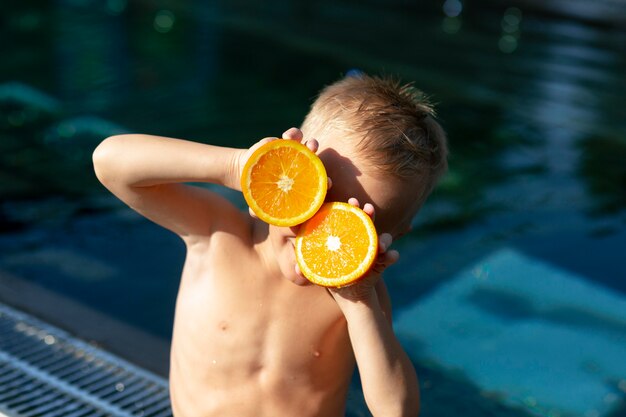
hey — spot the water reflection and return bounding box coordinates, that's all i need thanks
[1,2,623,274]
[417,7,625,236]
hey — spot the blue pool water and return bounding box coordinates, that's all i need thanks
[396,248,626,416]
[1,1,625,416]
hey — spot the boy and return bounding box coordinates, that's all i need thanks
[93,74,447,417]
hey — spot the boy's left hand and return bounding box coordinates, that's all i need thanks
[326,198,400,303]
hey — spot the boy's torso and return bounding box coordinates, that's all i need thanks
[168,228,356,417]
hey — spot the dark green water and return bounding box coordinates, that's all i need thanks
[1,1,626,416]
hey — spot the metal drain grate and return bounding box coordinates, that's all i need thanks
[0,302,172,417]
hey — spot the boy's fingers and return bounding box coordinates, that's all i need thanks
[282,127,319,154]
[347,199,375,221]
[363,203,375,220]
[373,249,399,273]
[248,207,258,219]
[378,233,393,253]
[386,249,400,265]
[282,127,303,141]
[305,138,319,153]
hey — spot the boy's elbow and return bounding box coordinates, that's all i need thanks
[92,135,126,184]
[93,138,111,183]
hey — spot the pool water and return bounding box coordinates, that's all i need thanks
[1,1,626,416]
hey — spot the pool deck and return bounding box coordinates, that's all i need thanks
[0,300,172,417]
[0,270,170,378]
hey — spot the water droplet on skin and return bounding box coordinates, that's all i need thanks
[212,360,217,365]
[313,351,321,358]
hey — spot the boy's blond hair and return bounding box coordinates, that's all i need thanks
[301,74,448,197]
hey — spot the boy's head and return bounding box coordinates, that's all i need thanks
[300,74,448,236]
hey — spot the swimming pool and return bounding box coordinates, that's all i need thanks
[1,1,625,416]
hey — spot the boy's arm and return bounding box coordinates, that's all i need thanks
[92,134,248,245]
[328,202,420,417]
[333,284,420,417]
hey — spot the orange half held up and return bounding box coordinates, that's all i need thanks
[295,202,379,287]
[241,139,327,227]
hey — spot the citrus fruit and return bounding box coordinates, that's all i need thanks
[241,140,327,227]
[295,202,379,287]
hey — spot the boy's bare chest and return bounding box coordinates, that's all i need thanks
[170,243,355,398]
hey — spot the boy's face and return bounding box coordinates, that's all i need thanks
[269,131,424,285]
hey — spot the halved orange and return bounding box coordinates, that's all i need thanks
[295,202,379,287]
[241,140,327,227]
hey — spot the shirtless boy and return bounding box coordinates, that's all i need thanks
[92,74,448,417]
